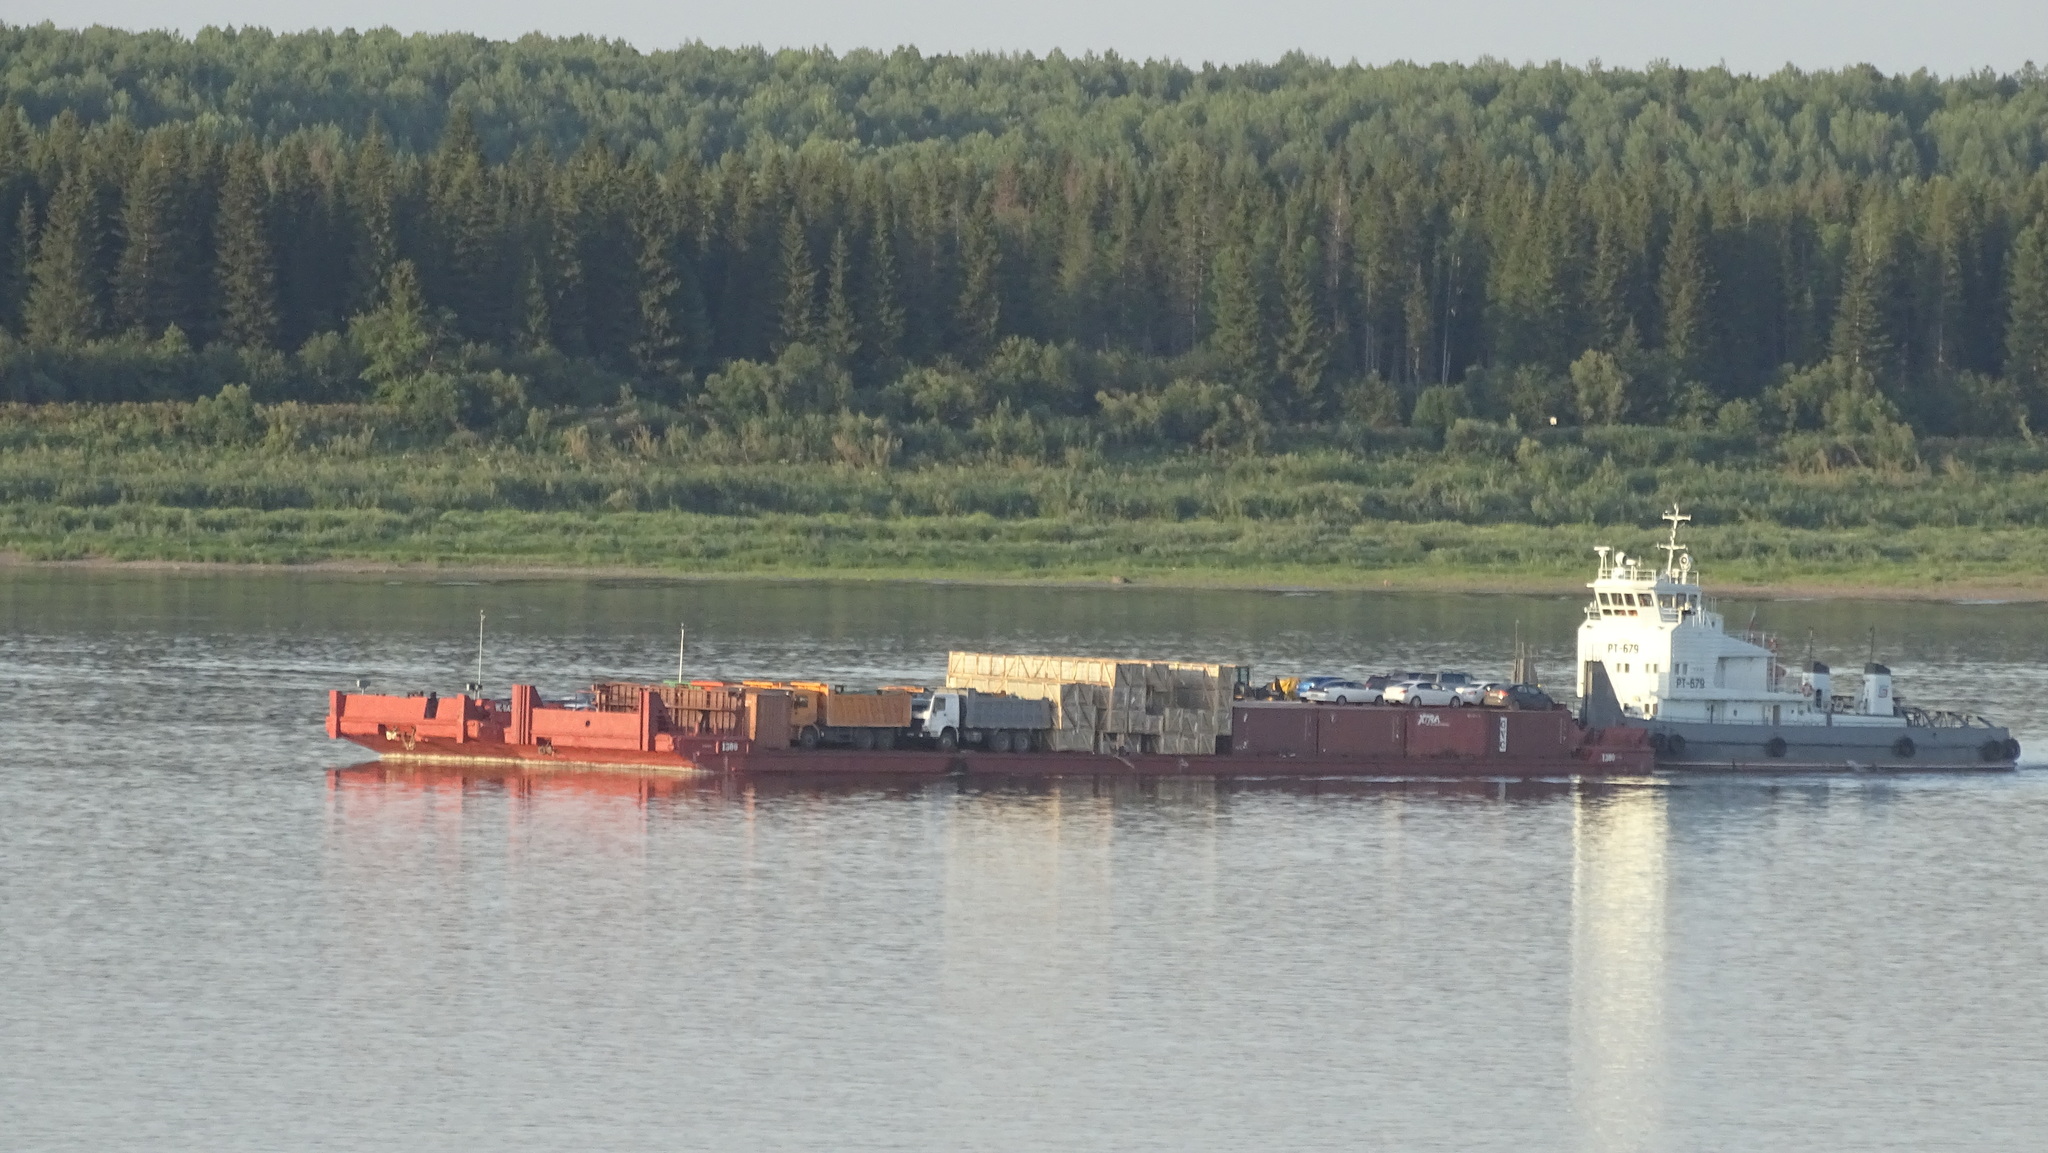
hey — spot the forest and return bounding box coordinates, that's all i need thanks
[4,24,2048,444]
[6,24,2048,581]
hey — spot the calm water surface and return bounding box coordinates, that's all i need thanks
[3,571,2046,1151]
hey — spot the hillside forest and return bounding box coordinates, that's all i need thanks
[6,25,2048,466]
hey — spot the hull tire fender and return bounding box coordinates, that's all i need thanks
[1982,738,2010,762]
[1892,736,1916,759]
[1666,733,1685,756]
[1764,736,1788,758]
[2007,738,2023,761]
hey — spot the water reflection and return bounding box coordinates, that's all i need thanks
[1572,786,1669,1152]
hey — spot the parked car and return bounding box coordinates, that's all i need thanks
[1301,679,1379,705]
[1453,681,1500,706]
[1382,680,1461,707]
[1293,675,1350,697]
[1435,671,1477,687]
[1483,683,1557,711]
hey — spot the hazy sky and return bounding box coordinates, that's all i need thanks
[13,0,2048,77]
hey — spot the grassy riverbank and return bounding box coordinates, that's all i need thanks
[8,401,2048,594]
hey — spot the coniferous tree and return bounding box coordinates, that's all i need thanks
[544,170,588,355]
[954,192,1001,361]
[776,207,817,351]
[1274,234,1330,413]
[1208,229,1267,397]
[861,209,906,377]
[1657,198,1713,383]
[114,135,186,336]
[631,207,685,381]
[2004,221,2048,421]
[822,228,859,367]
[1831,230,1894,383]
[24,167,103,346]
[347,119,398,310]
[214,137,278,349]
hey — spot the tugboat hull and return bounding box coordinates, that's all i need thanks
[1633,720,2019,771]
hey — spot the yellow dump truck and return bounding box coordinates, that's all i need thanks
[743,681,916,749]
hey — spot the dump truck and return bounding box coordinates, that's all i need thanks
[742,681,917,750]
[914,689,1057,752]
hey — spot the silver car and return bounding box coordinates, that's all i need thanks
[1300,679,1379,705]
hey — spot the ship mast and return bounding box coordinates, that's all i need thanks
[1657,505,1691,577]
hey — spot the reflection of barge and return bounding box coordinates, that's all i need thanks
[326,687,1654,778]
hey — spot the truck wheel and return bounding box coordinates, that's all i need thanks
[798,726,821,750]
[937,728,958,752]
[876,730,895,751]
[988,730,1012,753]
[852,729,875,751]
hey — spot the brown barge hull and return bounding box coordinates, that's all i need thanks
[330,683,1655,777]
[340,737,1651,777]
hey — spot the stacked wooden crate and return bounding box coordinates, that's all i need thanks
[945,652,1244,755]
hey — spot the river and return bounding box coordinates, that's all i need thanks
[3,570,2044,1150]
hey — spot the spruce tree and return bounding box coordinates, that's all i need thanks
[1208,232,1267,397]
[545,171,588,355]
[1657,198,1713,383]
[954,192,1001,361]
[347,119,397,311]
[822,228,859,366]
[2004,221,2048,420]
[1830,232,1894,383]
[1273,234,1329,413]
[215,137,279,350]
[113,135,184,336]
[862,210,906,375]
[776,207,817,351]
[24,167,104,347]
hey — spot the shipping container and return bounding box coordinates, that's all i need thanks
[1318,706,1406,756]
[1231,703,1318,756]
[1405,708,1488,758]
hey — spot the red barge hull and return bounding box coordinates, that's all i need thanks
[328,688,1655,778]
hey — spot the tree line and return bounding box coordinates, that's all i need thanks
[5,29,2048,447]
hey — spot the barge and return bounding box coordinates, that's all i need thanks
[325,686,1655,778]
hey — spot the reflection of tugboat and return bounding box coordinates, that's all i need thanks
[1576,508,2020,770]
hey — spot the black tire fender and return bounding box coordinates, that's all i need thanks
[1765,736,1788,758]
[1893,736,1916,759]
[1666,733,1686,756]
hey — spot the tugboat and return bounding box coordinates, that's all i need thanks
[1576,508,2020,770]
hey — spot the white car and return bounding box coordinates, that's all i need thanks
[1383,680,1461,707]
[1453,682,1499,706]
[1300,679,1379,705]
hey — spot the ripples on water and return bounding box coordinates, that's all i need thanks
[3,571,2045,1151]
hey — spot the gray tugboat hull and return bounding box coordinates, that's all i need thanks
[1630,720,2019,771]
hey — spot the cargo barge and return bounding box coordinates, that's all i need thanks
[325,683,1654,778]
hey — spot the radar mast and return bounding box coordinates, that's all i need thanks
[1658,506,1691,577]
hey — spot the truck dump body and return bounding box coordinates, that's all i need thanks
[329,690,1653,777]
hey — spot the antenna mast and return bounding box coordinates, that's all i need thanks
[474,610,486,694]
[1658,505,1691,575]
[677,623,687,684]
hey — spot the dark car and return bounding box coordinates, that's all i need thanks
[1483,683,1555,710]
